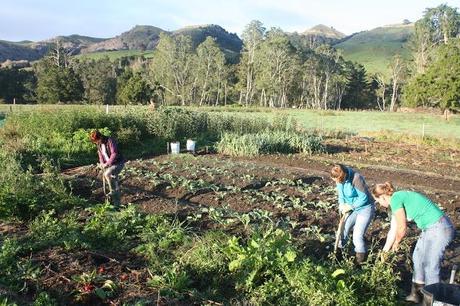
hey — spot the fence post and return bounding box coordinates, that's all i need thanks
[106,104,109,114]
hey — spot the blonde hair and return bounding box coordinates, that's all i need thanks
[372,182,395,198]
[330,164,347,183]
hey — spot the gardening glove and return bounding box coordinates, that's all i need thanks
[339,204,353,215]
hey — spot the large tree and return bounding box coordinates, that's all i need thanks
[195,37,228,106]
[0,68,36,103]
[76,58,117,104]
[403,39,460,111]
[411,4,460,73]
[117,70,152,105]
[35,57,83,104]
[254,28,298,108]
[239,20,265,106]
[150,33,195,105]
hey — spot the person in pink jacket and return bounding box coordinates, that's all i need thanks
[90,130,125,207]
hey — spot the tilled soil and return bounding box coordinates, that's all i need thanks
[26,142,460,304]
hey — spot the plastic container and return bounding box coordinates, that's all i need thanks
[170,142,180,154]
[421,283,460,306]
[186,139,196,152]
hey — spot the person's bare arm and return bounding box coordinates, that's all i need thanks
[383,216,397,252]
[391,208,407,251]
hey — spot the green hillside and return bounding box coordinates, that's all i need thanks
[173,24,242,52]
[335,24,414,77]
[75,49,154,61]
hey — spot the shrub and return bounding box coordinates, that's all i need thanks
[0,154,84,221]
[146,107,208,141]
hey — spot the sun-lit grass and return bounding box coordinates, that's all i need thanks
[74,49,155,61]
[335,25,413,77]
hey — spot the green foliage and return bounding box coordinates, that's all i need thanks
[35,58,83,104]
[150,33,195,105]
[223,227,297,291]
[0,298,18,306]
[135,215,188,267]
[27,210,84,251]
[403,39,460,110]
[0,154,84,221]
[117,71,152,105]
[0,238,41,292]
[217,130,324,157]
[33,292,58,306]
[75,58,117,105]
[0,109,150,167]
[195,37,229,106]
[146,107,207,141]
[0,68,36,103]
[83,203,144,250]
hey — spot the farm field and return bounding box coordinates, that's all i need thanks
[0,107,459,305]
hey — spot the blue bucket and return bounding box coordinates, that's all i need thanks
[421,283,460,306]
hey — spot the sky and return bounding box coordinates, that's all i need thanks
[1,0,459,41]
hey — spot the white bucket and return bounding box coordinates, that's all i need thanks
[186,139,196,152]
[170,142,180,154]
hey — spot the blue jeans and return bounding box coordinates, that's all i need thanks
[412,216,455,285]
[339,205,375,253]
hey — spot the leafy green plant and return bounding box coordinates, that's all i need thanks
[72,270,118,301]
[83,203,144,250]
[33,292,58,306]
[223,227,297,291]
[134,215,189,267]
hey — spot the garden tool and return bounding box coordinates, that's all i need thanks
[98,164,110,203]
[334,210,351,254]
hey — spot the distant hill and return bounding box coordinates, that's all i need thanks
[303,24,346,40]
[288,24,346,51]
[0,24,243,63]
[334,23,414,77]
[1,22,414,75]
[0,40,48,62]
[173,24,242,53]
[81,25,165,53]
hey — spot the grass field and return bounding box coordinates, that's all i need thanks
[1,105,459,141]
[202,107,460,140]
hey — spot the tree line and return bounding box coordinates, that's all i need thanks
[0,4,459,111]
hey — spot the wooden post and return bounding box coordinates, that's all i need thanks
[106,104,109,114]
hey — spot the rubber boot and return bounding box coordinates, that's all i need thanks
[355,252,366,265]
[335,248,344,261]
[405,282,423,303]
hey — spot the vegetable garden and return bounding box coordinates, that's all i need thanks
[0,107,458,305]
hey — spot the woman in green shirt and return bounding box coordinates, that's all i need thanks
[372,182,455,304]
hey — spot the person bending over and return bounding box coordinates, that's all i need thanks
[330,164,375,264]
[372,182,454,303]
[90,130,125,207]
